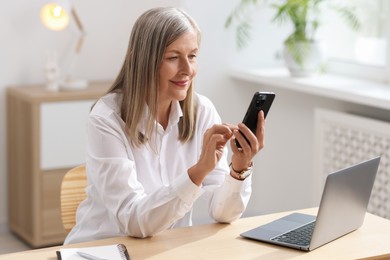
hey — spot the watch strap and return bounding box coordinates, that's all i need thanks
[230,162,253,180]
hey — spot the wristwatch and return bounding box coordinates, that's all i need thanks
[230,163,253,180]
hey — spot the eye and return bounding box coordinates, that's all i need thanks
[189,54,197,60]
[167,56,178,61]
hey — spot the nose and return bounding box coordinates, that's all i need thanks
[180,57,192,75]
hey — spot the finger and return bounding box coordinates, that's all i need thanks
[238,123,258,151]
[256,110,265,149]
[230,137,239,153]
[255,110,265,136]
[230,135,244,154]
[208,124,233,140]
[202,128,213,149]
[203,125,227,146]
[206,133,229,151]
[233,128,252,152]
[209,134,228,161]
[222,123,238,132]
[216,135,229,149]
[237,123,254,142]
[198,134,226,172]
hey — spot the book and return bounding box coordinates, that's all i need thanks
[56,244,130,260]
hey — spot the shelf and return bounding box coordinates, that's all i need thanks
[7,81,111,103]
[7,83,109,247]
[230,67,390,111]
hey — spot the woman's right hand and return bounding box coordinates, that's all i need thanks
[188,124,233,186]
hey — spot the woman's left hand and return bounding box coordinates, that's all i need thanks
[230,110,265,171]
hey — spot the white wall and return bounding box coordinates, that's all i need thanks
[2,0,388,233]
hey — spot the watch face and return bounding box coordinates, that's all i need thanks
[239,169,252,179]
[230,163,253,180]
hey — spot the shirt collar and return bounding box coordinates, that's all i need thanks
[168,100,183,128]
[139,100,183,135]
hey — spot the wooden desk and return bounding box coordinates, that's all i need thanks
[1,208,390,259]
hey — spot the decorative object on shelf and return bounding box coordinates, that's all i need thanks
[225,0,361,77]
[282,40,324,77]
[40,0,88,90]
[44,50,61,91]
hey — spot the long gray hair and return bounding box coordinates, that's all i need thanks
[107,7,201,147]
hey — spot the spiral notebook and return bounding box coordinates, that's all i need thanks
[56,244,130,260]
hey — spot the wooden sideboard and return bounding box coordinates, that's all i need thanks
[6,82,110,248]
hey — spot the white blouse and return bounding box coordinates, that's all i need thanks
[64,92,252,244]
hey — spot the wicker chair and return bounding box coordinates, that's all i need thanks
[60,165,87,232]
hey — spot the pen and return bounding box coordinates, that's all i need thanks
[76,251,108,260]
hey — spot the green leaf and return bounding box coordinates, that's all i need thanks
[332,6,361,31]
[225,15,233,28]
[225,0,361,54]
[236,20,252,49]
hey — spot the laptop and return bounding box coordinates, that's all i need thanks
[240,156,381,251]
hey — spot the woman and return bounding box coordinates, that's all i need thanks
[64,6,265,244]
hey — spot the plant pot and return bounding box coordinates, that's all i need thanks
[282,41,325,77]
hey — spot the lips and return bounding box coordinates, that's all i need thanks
[171,80,190,87]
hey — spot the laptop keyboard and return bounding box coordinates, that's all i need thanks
[271,221,315,247]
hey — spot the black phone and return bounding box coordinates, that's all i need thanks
[236,92,275,148]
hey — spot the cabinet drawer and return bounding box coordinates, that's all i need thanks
[40,100,94,170]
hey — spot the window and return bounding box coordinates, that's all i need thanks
[318,0,390,83]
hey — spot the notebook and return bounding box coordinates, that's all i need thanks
[240,156,380,251]
[56,244,130,260]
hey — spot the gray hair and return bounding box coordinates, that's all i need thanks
[108,7,201,146]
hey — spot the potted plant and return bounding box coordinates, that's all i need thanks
[225,0,361,76]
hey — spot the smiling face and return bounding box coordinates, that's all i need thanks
[158,30,199,108]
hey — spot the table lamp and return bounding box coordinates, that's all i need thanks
[40,0,88,91]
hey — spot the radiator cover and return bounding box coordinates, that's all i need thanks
[314,108,390,220]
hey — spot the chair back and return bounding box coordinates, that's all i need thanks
[60,165,87,232]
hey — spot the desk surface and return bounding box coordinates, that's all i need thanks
[1,208,390,260]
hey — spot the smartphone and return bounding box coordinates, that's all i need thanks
[236,92,275,148]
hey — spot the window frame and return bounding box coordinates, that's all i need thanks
[323,0,390,84]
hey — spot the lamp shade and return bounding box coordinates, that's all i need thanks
[40,2,70,31]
